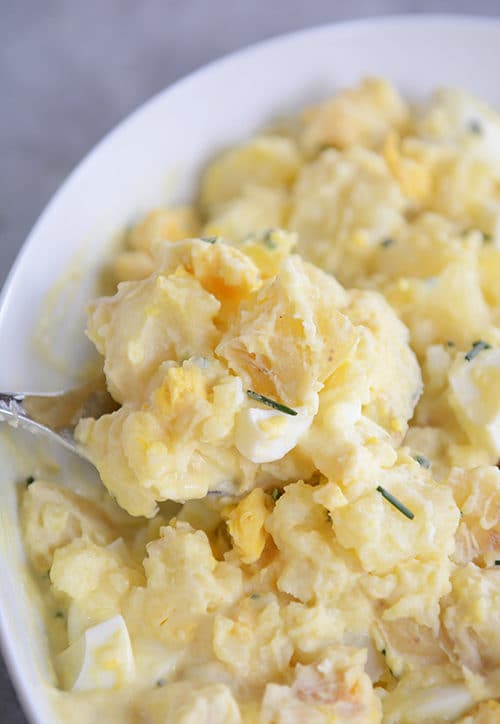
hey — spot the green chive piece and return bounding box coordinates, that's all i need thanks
[380,238,395,248]
[468,119,483,134]
[262,229,278,249]
[156,678,166,688]
[465,340,492,361]
[446,341,455,348]
[25,476,35,486]
[247,390,297,416]
[201,236,218,244]
[54,611,64,619]
[414,454,431,469]
[250,593,261,599]
[271,488,284,502]
[495,560,500,566]
[376,485,414,520]
[482,232,493,243]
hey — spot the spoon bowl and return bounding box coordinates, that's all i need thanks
[0,376,117,460]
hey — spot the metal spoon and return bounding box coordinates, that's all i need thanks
[0,377,243,499]
[0,375,118,461]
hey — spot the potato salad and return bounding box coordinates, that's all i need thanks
[21,78,500,723]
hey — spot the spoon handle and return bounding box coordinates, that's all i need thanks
[0,392,82,456]
[0,376,117,459]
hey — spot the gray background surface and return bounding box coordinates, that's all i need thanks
[2,2,500,721]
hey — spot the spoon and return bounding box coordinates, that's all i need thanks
[0,375,118,461]
[0,379,242,500]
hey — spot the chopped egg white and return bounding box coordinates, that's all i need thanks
[57,615,134,692]
[235,398,317,464]
[449,347,500,455]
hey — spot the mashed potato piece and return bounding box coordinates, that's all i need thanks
[76,236,420,516]
[200,135,300,212]
[290,146,408,285]
[449,466,500,568]
[22,78,500,723]
[442,563,500,675]
[300,76,409,154]
[260,647,382,723]
[112,207,201,285]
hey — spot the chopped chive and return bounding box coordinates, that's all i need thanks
[446,340,455,348]
[156,678,166,687]
[495,560,500,566]
[262,229,277,249]
[271,488,284,502]
[381,648,386,656]
[201,236,218,244]
[414,454,431,470]
[54,611,64,619]
[247,390,297,416]
[250,593,261,600]
[25,476,35,486]
[468,119,483,135]
[380,238,395,248]
[376,485,414,520]
[465,340,491,361]
[464,229,493,242]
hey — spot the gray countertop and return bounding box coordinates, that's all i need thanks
[2,1,500,721]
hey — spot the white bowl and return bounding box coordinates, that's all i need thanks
[2,14,500,723]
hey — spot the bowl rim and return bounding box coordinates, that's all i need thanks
[2,12,499,318]
[2,12,500,724]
